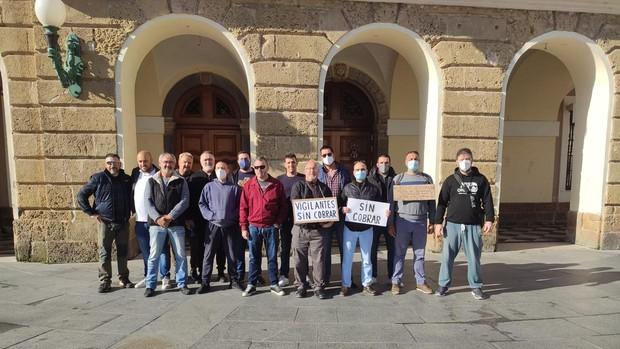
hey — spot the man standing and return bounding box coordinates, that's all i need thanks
[131,150,171,289]
[198,161,244,293]
[232,150,255,186]
[290,160,333,299]
[390,151,435,295]
[276,153,305,287]
[367,153,396,284]
[434,148,494,300]
[77,153,134,293]
[317,145,351,284]
[144,153,192,297]
[239,157,288,297]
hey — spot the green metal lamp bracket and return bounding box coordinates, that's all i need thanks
[43,26,85,98]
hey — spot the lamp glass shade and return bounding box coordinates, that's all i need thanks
[34,0,66,27]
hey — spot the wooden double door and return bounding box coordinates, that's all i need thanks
[174,85,241,169]
[324,81,376,172]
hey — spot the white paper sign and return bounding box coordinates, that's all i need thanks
[344,198,390,227]
[292,197,339,224]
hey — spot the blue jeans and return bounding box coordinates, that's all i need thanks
[438,222,483,289]
[136,221,170,278]
[146,225,188,289]
[392,217,428,285]
[341,225,373,288]
[247,225,279,286]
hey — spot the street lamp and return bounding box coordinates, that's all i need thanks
[34,0,85,98]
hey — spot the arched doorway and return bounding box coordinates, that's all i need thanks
[173,84,242,169]
[323,80,376,171]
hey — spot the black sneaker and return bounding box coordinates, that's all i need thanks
[315,289,327,300]
[436,286,449,297]
[98,281,111,293]
[144,288,155,297]
[471,288,487,300]
[295,288,307,298]
[197,283,211,294]
[179,286,192,295]
[119,278,135,289]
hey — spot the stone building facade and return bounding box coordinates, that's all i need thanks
[0,0,619,262]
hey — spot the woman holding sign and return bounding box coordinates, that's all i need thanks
[340,161,390,296]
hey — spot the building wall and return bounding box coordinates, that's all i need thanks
[2,0,620,262]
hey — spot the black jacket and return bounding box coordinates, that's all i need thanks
[435,167,495,225]
[188,170,216,221]
[290,180,333,229]
[340,180,381,231]
[77,169,132,224]
[367,166,396,203]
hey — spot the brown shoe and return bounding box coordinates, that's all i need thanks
[363,285,377,296]
[416,283,433,294]
[391,283,401,295]
[341,286,349,296]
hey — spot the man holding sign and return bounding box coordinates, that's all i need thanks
[290,160,335,299]
[390,150,436,296]
[340,161,389,296]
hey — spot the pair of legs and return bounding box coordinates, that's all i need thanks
[202,223,242,285]
[247,225,279,286]
[191,221,226,279]
[438,222,483,289]
[292,225,329,290]
[98,221,130,283]
[146,225,188,290]
[135,221,170,280]
[392,217,428,286]
[371,226,395,280]
[341,226,373,288]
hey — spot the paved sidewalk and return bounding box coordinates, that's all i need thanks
[0,243,619,348]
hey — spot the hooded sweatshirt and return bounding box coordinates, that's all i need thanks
[435,167,495,225]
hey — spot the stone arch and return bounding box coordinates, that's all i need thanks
[114,14,256,162]
[319,23,443,181]
[325,63,389,155]
[498,31,614,248]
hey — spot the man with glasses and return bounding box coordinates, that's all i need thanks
[239,157,288,297]
[317,145,351,285]
[77,153,134,293]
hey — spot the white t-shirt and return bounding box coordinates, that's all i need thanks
[134,168,156,222]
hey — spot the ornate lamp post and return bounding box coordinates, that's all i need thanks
[34,0,85,97]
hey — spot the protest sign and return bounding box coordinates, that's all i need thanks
[344,198,389,227]
[292,197,339,224]
[393,184,436,201]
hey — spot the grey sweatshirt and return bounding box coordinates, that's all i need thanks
[393,172,437,224]
[198,179,242,228]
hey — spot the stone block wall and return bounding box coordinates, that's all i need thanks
[1,0,619,261]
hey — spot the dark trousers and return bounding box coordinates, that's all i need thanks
[201,222,240,285]
[279,217,294,277]
[371,226,395,279]
[98,221,129,283]
[323,221,344,283]
[293,225,329,290]
[191,221,226,276]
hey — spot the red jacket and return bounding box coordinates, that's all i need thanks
[239,175,288,230]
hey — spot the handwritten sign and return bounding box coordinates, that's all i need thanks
[393,184,436,201]
[344,198,390,227]
[292,197,339,224]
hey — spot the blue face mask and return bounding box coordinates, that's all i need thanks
[354,170,367,182]
[407,160,420,172]
[238,158,250,170]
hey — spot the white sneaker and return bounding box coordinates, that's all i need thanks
[278,276,289,287]
[162,276,173,290]
[135,278,146,288]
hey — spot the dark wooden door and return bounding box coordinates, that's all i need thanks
[174,85,241,169]
[324,81,375,172]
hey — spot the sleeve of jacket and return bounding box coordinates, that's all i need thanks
[426,174,437,225]
[339,184,349,208]
[198,184,215,221]
[276,181,288,225]
[76,175,98,215]
[169,179,189,220]
[481,176,495,222]
[239,186,250,231]
[290,181,303,201]
[145,179,161,222]
[434,177,451,225]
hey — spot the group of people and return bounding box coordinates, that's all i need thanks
[77,146,494,300]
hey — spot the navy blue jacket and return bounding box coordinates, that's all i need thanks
[77,169,133,223]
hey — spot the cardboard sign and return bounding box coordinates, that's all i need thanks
[292,197,339,224]
[344,198,390,227]
[393,184,436,201]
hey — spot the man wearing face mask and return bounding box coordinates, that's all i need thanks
[367,154,396,284]
[189,151,223,283]
[340,161,388,296]
[233,151,255,187]
[317,145,351,285]
[390,151,436,295]
[198,161,244,293]
[434,148,494,300]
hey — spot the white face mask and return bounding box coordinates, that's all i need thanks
[322,155,334,166]
[215,169,227,181]
[458,160,472,172]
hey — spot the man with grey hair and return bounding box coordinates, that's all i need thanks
[144,153,192,297]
